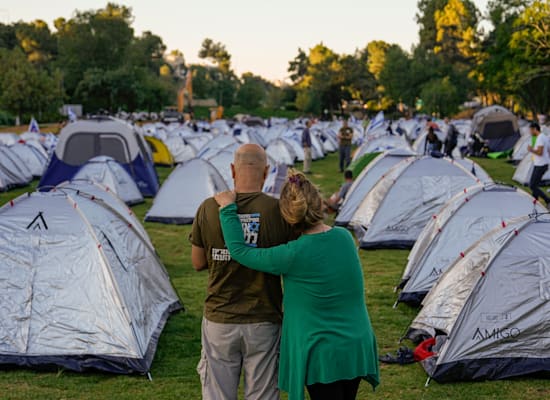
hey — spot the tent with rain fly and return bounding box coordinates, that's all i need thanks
[397,184,544,306]
[470,105,520,152]
[405,214,550,383]
[350,156,480,249]
[0,191,181,374]
[39,117,159,196]
[72,156,144,205]
[0,145,33,190]
[145,158,229,224]
[513,151,550,186]
[335,148,416,227]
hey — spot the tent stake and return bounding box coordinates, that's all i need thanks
[147,372,153,382]
[424,377,431,387]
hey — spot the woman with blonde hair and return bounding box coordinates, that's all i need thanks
[214,170,379,400]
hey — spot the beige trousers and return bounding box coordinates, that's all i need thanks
[197,317,281,400]
[303,146,312,173]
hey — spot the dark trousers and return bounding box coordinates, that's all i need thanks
[306,377,361,400]
[339,145,351,172]
[530,164,549,203]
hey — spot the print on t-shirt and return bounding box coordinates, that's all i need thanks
[239,213,260,247]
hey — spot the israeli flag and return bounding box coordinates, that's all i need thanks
[68,107,77,122]
[366,111,384,134]
[28,117,40,133]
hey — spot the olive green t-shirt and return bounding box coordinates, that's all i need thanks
[190,192,293,324]
[339,126,354,146]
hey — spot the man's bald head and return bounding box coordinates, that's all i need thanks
[234,144,267,169]
[232,144,268,192]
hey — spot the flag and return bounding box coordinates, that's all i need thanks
[366,111,384,133]
[28,117,40,133]
[68,107,77,122]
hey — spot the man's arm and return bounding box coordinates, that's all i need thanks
[191,245,208,271]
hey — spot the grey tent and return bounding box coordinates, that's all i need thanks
[0,191,181,374]
[207,150,234,189]
[265,139,296,166]
[263,162,288,198]
[73,156,144,205]
[406,214,550,382]
[335,148,416,227]
[0,145,33,190]
[397,184,544,306]
[471,105,520,151]
[55,180,152,247]
[453,158,493,184]
[145,158,229,224]
[354,135,411,160]
[9,142,48,178]
[350,156,480,249]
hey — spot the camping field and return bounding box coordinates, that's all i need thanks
[0,153,548,399]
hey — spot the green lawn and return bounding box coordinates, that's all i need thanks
[0,155,548,400]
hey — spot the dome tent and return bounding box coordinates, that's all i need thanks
[351,156,481,249]
[335,148,416,227]
[72,156,144,205]
[8,142,48,178]
[406,214,550,383]
[397,184,544,306]
[0,191,181,374]
[145,158,229,224]
[470,105,520,152]
[39,117,159,196]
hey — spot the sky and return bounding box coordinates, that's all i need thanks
[2,0,490,82]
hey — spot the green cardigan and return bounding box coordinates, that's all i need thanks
[220,203,380,400]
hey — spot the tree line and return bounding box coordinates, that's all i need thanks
[0,0,547,124]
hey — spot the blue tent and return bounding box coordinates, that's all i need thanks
[39,117,159,196]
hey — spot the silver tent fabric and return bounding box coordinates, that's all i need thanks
[55,180,152,247]
[72,156,144,205]
[161,135,197,164]
[8,142,48,178]
[0,145,33,188]
[408,215,550,382]
[145,158,229,224]
[335,149,416,227]
[398,185,545,305]
[265,139,296,166]
[197,135,239,159]
[351,156,480,249]
[207,150,234,189]
[263,162,288,198]
[453,158,492,184]
[0,191,181,374]
[353,135,411,160]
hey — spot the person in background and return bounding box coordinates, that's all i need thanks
[302,120,313,174]
[190,144,293,400]
[424,126,442,155]
[337,119,354,172]
[444,118,459,159]
[326,169,354,212]
[214,170,380,400]
[527,121,550,205]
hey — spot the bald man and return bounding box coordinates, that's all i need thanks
[190,144,293,400]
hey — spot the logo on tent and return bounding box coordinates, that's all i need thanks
[471,327,520,341]
[26,212,49,230]
[429,267,443,277]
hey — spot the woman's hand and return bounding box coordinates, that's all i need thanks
[214,190,236,208]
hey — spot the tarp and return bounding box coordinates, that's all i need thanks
[0,191,181,374]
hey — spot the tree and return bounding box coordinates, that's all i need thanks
[14,20,57,66]
[378,46,415,106]
[0,48,63,121]
[420,76,460,116]
[288,48,308,84]
[416,0,450,51]
[237,73,269,110]
[198,38,232,74]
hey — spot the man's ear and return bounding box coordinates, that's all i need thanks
[263,165,269,180]
[231,163,236,179]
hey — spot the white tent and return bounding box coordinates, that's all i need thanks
[513,150,550,186]
[8,142,48,178]
[351,156,481,249]
[354,135,411,160]
[0,145,33,190]
[72,156,144,205]
[397,184,544,306]
[335,149,416,227]
[0,191,181,374]
[406,214,550,382]
[145,158,229,224]
[266,139,296,166]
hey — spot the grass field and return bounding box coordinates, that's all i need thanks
[0,153,549,400]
